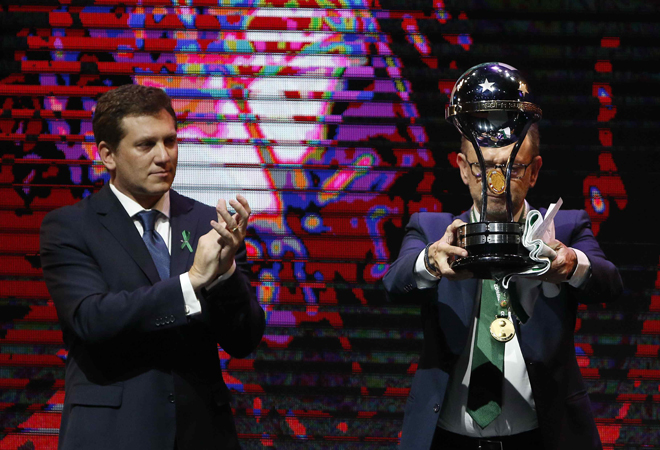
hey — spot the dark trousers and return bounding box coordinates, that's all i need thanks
[431,427,544,450]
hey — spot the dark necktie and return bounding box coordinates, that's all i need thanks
[467,279,505,428]
[136,210,170,280]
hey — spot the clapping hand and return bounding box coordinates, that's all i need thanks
[188,195,251,290]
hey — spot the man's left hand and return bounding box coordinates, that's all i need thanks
[538,239,577,284]
[211,194,251,275]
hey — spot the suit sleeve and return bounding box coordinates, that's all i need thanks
[200,241,266,358]
[383,213,445,298]
[567,210,623,304]
[40,207,189,346]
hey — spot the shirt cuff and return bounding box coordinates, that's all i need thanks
[415,248,441,289]
[567,248,591,288]
[180,273,202,316]
[202,261,237,294]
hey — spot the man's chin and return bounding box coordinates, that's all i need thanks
[483,204,525,222]
[150,178,174,191]
[139,181,173,200]
[484,212,508,222]
[474,201,507,221]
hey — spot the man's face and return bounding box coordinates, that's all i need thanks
[456,135,542,221]
[99,109,178,208]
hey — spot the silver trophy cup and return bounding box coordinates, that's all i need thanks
[445,62,542,279]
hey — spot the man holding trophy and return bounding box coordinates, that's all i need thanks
[384,63,622,450]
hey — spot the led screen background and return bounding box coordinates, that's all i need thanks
[0,0,658,448]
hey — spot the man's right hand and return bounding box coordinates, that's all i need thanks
[187,227,225,291]
[426,218,473,281]
[188,195,251,291]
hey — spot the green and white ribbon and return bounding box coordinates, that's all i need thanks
[181,230,193,252]
[501,199,563,289]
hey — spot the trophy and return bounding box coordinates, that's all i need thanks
[445,62,542,279]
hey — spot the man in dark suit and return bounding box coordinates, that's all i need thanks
[40,84,266,450]
[383,128,622,450]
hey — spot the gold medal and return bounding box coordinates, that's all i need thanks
[490,317,515,342]
[486,169,506,195]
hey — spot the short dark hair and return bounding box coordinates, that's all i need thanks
[92,84,177,151]
[460,122,540,157]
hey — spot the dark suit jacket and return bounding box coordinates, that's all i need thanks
[383,208,622,450]
[40,185,266,450]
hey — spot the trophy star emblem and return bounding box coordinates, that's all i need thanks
[479,79,495,93]
[518,81,529,95]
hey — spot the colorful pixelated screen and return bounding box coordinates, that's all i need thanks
[1,1,658,448]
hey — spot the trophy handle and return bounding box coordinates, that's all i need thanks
[465,116,538,223]
[465,131,490,220]
[503,117,536,221]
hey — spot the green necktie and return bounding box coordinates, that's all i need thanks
[467,279,505,428]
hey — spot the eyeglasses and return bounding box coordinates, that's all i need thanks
[467,160,533,180]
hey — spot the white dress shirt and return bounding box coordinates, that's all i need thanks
[109,183,235,316]
[413,202,591,437]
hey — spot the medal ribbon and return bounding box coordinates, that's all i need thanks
[467,205,529,324]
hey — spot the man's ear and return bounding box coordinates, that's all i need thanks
[456,152,471,186]
[528,155,542,188]
[98,141,116,173]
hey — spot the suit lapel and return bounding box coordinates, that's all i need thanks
[440,277,479,355]
[91,185,161,285]
[456,209,477,324]
[436,209,479,354]
[169,190,198,276]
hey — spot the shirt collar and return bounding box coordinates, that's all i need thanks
[108,182,170,219]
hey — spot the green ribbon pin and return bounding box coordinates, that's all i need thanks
[181,230,193,252]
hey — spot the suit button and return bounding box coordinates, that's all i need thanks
[433,404,440,413]
[168,393,175,403]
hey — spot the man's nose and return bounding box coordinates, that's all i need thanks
[485,145,514,163]
[154,141,171,164]
[491,152,512,166]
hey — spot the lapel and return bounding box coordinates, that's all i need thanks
[169,190,198,276]
[436,209,479,354]
[91,184,161,285]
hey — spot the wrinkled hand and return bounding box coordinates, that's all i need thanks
[188,195,251,290]
[537,239,577,284]
[426,219,473,281]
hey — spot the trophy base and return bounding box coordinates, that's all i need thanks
[454,221,536,279]
[450,254,536,280]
